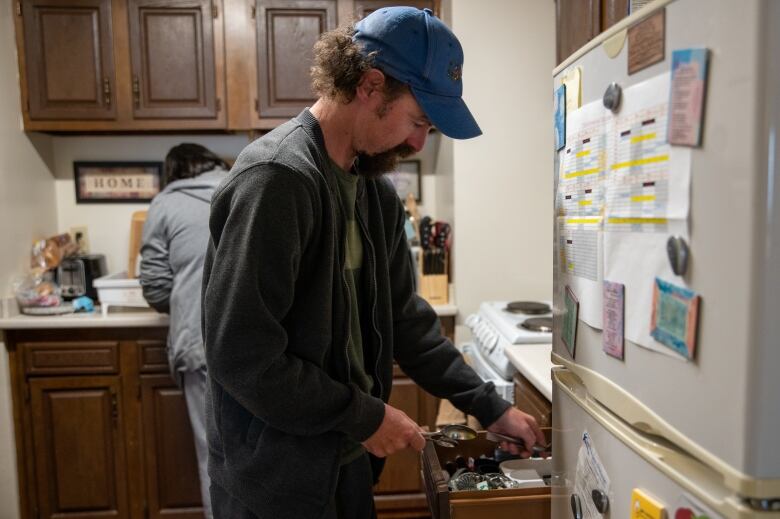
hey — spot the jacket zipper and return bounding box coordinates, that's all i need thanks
[335,199,352,383]
[355,200,384,399]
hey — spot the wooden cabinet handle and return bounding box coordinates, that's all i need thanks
[132,75,140,108]
[110,391,118,425]
[103,77,111,107]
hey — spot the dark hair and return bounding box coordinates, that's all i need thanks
[310,22,407,104]
[164,143,229,184]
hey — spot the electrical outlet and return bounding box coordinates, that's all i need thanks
[69,226,90,254]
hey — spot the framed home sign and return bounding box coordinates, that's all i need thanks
[74,161,163,203]
[386,159,422,202]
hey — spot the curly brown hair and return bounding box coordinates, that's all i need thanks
[310,22,407,104]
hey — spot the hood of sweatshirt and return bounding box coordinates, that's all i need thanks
[161,168,227,202]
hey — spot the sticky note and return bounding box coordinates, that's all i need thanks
[631,488,666,519]
[561,67,582,114]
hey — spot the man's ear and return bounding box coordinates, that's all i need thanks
[356,68,386,102]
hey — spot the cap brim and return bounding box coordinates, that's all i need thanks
[410,87,482,139]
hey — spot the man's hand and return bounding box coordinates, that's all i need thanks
[487,407,547,458]
[362,403,426,457]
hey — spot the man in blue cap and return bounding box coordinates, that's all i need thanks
[202,7,545,518]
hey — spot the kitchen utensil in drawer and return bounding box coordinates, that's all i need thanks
[425,424,551,457]
[421,431,551,519]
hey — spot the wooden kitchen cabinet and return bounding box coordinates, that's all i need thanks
[140,374,203,518]
[555,0,628,65]
[5,327,204,519]
[29,375,130,519]
[15,0,226,131]
[513,372,552,429]
[20,0,117,121]
[137,338,204,519]
[127,0,221,120]
[252,0,337,123]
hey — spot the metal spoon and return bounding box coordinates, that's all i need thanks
[421,424,477,448]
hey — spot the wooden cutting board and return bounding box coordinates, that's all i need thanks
[128,210,147,278]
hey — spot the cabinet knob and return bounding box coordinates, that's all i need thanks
[110,391,118,424]
[132,75,141,108]
[103,77,111,107]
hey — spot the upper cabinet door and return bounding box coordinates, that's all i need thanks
[354,0,437,20]
[22,0,116,120]
[128,0,219,119]
[254,0,336,119]
[555,0,600,64]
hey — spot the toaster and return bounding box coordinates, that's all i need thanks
[56,254,107,301]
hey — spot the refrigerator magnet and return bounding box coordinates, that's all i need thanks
[673,493,720,519]
[554,84,566,151]
[650,278,701,360]
[631,488,666,519]
[602,281,625,360]
[562,285,579,358]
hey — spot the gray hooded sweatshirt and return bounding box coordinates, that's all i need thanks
[140,168,227,377]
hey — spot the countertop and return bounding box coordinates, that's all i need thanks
[504,343,554,401]
[0,298,457,330]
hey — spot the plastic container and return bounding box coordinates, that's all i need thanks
[93,272,149,316]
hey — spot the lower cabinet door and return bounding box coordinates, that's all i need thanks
[140,374,203,519]
[29,376,129,519]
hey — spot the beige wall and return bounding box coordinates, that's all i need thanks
[451,0,555,321]
[50,132,447,274]
[51,134,250,273]
[0,0,58,516]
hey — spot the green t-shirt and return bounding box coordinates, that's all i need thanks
[330,159,375,464]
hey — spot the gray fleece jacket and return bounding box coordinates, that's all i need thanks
[140,168,227,376]
[202,110,511,518]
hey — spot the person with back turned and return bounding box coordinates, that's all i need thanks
[140,143,229,519]
[202,7,546,518]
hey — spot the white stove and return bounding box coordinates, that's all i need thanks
[464,301,553,384]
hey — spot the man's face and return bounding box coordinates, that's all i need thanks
[355,91,432,178]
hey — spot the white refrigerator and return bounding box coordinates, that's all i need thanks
[551,1,780,518]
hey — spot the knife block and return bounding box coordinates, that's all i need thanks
[418,250,449,305]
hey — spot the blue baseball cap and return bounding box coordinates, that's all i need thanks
[353,7,482,139]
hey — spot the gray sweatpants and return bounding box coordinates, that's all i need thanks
[182,367,213,519]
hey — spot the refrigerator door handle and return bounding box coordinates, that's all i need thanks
[553,368,765,517]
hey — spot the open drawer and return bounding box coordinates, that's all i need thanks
[421,432,552,519]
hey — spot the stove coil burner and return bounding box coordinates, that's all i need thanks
[504,301,551,315]
[519,317,553,333]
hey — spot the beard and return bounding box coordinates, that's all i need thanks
[355,143,416,179]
